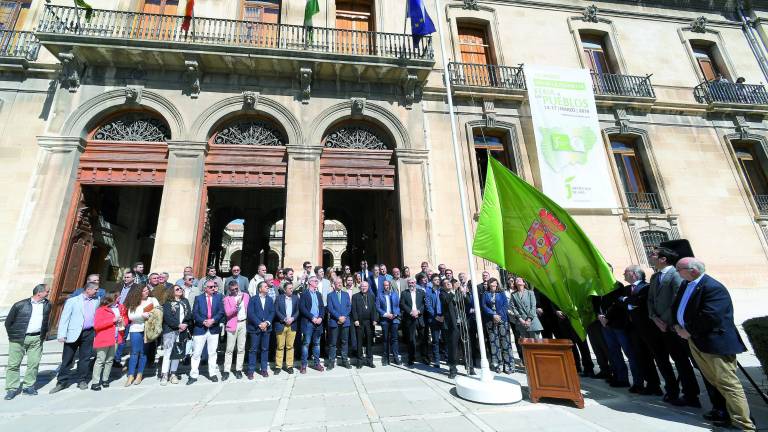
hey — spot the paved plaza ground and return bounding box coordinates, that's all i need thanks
[0,290,766,432]
[0,339,766,432]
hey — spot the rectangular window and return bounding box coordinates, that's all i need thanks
[474,132,512,192]
[336,0,374,54]
[133,0,179,39]
[458,24,494,86]
[243,0,280,24]
[241,0,280,46]
[692,43,720,81]
[611,139,651,194]
[580,34,611,74]
[640,230,669,264]
[734,143,768,197]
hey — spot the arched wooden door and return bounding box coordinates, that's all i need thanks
[49,188,94,329]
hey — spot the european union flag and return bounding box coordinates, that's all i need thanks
[407,0,436,45]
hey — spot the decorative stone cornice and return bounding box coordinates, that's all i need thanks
[395,148,429,164]
[37,136,85,153]
[689,16,708,33]
[582,4,599,23]
[286,145,323,161]
[166,140,208,157]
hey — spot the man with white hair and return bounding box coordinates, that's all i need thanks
[672,257,754,430]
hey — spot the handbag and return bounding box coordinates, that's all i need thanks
[171,330,192,360]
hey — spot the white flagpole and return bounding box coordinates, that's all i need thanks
[432,0,521,404]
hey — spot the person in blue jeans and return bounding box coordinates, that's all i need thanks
[425,274,444,368]
[123,285,159,386]
[376,280,401,366]
[299,276,325,373]
[246,281,275,379]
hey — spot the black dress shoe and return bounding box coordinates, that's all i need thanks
[21,387,38,395]
[393,358,402,365]
[382,359,389,366]
[407,362,415,369]
[610,380,630,388]
[4,389,20,400]
[90,384,101,391]
[448,370,457,379]
[356,362,363,369]
[221,372,230,381]
[186,378,198,385]
[234,371,243,379]
[101,381,110,388]
[703,409,728,422]
[342,360,351,369]
[594,370,611,380]
[640,386,663,396]
[327,362,335,370]
[286,367,295,374]
[49,383,67,394]
[272,368,281,375]
[210,376,219,383]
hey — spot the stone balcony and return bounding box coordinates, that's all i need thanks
[693,79,768,114]
[447,62,527,100]
[591,72,656,108]
[0,30,40,70]
[35,5,434,85]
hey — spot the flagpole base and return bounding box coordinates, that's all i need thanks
[455,369,523,404]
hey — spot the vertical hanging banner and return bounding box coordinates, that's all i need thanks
[525,65,617,209]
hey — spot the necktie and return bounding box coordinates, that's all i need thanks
[337,291,342,304]
[206,295,212,319]
[435,291,442,315]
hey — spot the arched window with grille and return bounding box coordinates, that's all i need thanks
[640,230,669,264]
[91,112,171,142]
[211,117,287,147]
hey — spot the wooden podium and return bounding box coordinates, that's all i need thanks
[520,338,584,408]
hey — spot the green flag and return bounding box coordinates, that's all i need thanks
[472,157,617,339]
[304,0,319,26]
[74,0,93,21]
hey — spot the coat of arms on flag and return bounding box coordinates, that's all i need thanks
[523,208,566,266]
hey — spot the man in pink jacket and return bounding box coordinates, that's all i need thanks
[223,280,249,380]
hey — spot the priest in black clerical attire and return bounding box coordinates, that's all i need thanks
[439,279,468,379]
[352,281,379,368]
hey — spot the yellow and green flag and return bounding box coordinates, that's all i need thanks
[74,0,93,21]
[472,157,616,339]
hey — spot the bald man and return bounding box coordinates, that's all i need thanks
[672,258,754,431]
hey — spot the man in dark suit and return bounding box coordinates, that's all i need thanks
[299,276,325,373]
[647,247,701,407]
[439,279,468,379]
[359,260,373,288]
[369,265,385,298]
[352,281,379,368]
[621,265,663,395]
[247,281,275,378]
[376,280,401,366]
[597,278,639,388]
[399,277,425,368]
[274,281,299,374]
[672,258,755,431]
[188,281,225,384]
[327,277,352,369]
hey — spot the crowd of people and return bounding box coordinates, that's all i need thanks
[2,252,756,430]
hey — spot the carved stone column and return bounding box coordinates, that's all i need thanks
[0,136,85,306]
[150,141,207,278]
[283,145,323,271]
[395,148,434,270]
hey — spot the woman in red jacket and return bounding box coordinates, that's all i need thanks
[91,293,127,390]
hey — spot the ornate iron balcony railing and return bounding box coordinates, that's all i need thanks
[625,192,663,213]
[36,5,433,61]
[0,30,40,61]
[754,194,768,215]
[693,80,768,106]
[591,72,655,98]
[447,62,526,90]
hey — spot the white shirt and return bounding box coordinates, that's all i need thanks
[260,295,266,310]
[284,296,293,318]
[236,294,247,321]
[410,290,418,313]
[25,298,45,334]
[248,276,265,297]
[385,295,391,314]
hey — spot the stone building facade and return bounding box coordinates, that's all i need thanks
[1,0,768,317]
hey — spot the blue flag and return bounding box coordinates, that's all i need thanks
[407,0,436,45]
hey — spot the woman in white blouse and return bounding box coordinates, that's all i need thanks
[123,285,159,386]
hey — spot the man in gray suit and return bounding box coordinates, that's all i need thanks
[647,246,700,407]
[50,283,99,393]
